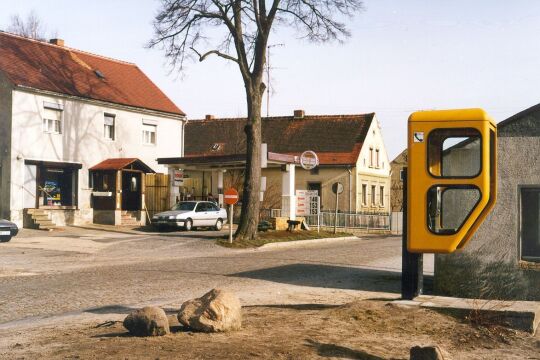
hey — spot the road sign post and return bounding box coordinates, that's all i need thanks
[332,182,344,234]
[224,188,239,244]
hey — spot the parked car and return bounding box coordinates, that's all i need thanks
[0,219,18,242]
[152,201,228,231]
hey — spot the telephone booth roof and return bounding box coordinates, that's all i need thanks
[409,108,496,126]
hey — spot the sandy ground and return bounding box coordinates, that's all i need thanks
[2,228,535,359]
[1,299,538,360]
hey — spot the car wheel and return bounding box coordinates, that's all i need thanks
[184,219,193,231]
[215,219,223,231]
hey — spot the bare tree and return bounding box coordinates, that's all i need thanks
[7,11,48,40]
[150,0,363,240]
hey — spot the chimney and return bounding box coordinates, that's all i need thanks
[293,109,305,119]
[205,114,215,120]
[49,39,65,47]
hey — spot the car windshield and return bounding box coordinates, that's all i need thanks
[171,202,196,211]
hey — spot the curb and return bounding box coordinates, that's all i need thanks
[258,236,359,250]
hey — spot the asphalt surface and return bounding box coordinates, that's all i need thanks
[0,227,433,328]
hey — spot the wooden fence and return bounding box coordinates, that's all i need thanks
[145,173,170,218]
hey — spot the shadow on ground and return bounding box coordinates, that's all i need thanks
[231,263,403,293]
[305,339,385,359]
[84,305,136,315]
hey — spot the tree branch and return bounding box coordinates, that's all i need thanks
[190,47,239,63]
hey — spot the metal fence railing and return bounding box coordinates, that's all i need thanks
[303,212,391,231]
[259,209,398,233]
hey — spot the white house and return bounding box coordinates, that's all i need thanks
[0,32,186,228]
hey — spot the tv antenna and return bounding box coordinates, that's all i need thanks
[266,43,284,117]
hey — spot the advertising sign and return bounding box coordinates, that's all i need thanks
[173,170,184,185]
[296,190,319,215]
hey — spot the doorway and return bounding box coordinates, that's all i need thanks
[308,182,322,204]
[121,172,142,211]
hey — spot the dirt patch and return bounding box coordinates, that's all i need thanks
[217,230,353,248]
[3,300,538,359]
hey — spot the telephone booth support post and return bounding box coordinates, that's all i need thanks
[401,167,424,299]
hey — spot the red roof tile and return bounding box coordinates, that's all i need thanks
[0,32,185,116]
[184,114,374,165]
[89,158,155,173]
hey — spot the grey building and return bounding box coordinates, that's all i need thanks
[435,104,540,300]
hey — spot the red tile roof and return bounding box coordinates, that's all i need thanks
[0,32,185,116]
[89,158,155,173]
[184,114,374,165]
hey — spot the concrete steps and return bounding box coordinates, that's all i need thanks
[121,212,140,226]
[25,209,57,230]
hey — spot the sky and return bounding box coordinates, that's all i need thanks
[1,0,539,159]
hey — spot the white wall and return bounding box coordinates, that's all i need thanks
[9,89,184,223]
[356,116,391,213]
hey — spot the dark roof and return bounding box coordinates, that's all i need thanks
[184,113,375,165]
[89,158,155,173]
[0,31,185,116]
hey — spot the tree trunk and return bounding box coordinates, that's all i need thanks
[235,88,263,240]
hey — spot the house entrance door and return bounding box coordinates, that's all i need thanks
[121,171,141,211]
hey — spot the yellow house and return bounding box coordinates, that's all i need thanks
[160,110,391,214]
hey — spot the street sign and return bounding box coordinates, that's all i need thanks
[300,150,319,170]
[331,182,344,195]
[224,188,239,205]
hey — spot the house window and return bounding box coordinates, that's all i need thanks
[400,169,405,181]
[521,187,540,262]
[369,148,374,167]
[371,185,376,206]
[43,108,62,134]
[376,149,380,168]
[380,186,384,206]
[142,124,157,145]
[104,114,115,140]
[362,184,367,205]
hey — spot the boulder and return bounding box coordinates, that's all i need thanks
[178,288,242,332]
[410,345,450,360]
[123,306,170,336]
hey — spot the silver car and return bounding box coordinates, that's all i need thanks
[152,201,228,231]
[0,219,18,243]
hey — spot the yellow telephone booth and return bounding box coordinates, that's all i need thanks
[407,108,497,253]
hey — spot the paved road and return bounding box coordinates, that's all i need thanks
[0,227,433,327]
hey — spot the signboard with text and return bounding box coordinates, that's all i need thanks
[296,190,319,216]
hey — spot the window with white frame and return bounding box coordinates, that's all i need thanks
[142,123,157,145]
[376,149,380,168]
[521,187,540,262]
[379,186,384,206]
[104,114,115,140]
[43,108,62,134]
[369,148,374,167]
